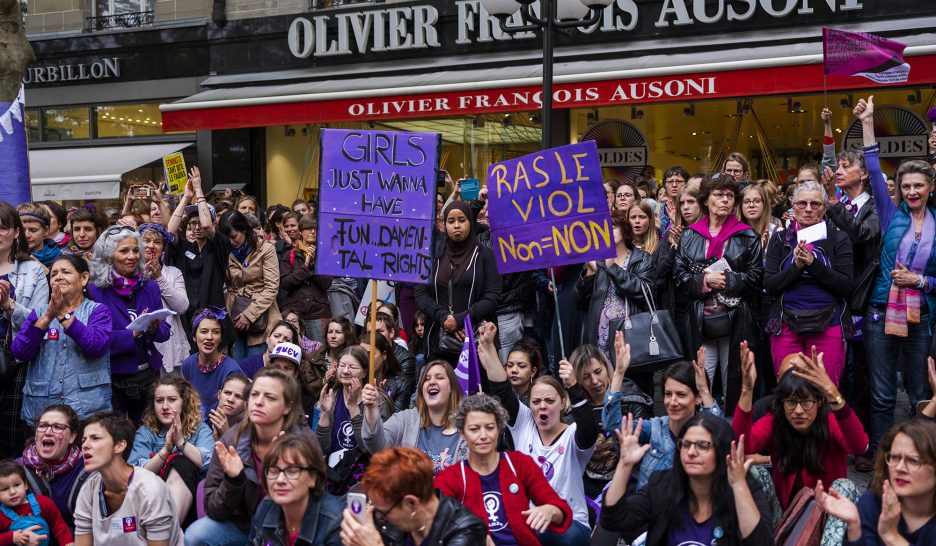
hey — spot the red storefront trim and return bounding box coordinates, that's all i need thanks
[161,54,936,132]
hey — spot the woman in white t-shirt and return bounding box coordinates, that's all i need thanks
[74,411,183,546]
[478,321,599,546]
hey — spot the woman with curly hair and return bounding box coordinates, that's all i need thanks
[128,375,215,525]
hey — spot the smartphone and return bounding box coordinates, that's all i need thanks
[437,169,448,188]
[460,178,481,201]
[131,186,153,199]
[347,492,368,524]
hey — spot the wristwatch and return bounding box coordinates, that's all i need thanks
[58,312,73,323]
[829,394,844,407]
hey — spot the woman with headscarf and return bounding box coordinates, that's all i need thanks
[415,201,502,367]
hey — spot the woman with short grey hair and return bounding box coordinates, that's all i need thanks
[88,225,170,424]
[435,393,575,546]
[763,180,854,385]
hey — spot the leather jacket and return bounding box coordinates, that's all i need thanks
[572,248,655,347]
[379,492,487,546]
[391,343,416,412]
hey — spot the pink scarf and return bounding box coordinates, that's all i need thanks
[688,215,750,259]
[22,444,82,480]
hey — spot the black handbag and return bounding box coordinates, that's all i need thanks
[703,311,731,339]
[609,283,682,372]
[783,304,838,336]
[437,278,463,354]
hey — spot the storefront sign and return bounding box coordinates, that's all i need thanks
[285,0,869,59]
[316,128,440,283]
[487,141,615,274]
[843,105,928,174]
[582,120,649,182]
[22,58,121,84]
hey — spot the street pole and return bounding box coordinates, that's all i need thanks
[542,0,554,150]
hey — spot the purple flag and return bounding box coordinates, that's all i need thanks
[0,87,32,206]
[823,28,909,84]
[455,315,481,397]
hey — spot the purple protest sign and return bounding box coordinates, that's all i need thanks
[317,128,439,283]
[823,27,910,84]
[487,141,615,274]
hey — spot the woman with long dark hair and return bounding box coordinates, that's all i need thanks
[733,343,867,508]
[224,210,282,361]
[602,412,772,546]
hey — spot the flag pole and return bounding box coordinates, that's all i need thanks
[549,268,566,360]
[823,72,828,110]
[369,279,377,385]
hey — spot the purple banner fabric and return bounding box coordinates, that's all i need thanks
[823,27,909,84]
[487,140,615,274]
[317,128,439,284]
[455,314,481,397]
[0,87,32,206]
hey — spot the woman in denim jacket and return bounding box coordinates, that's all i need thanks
[0,201,51,457]
[603,339,722,490]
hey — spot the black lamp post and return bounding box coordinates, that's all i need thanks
[480,0,614,148]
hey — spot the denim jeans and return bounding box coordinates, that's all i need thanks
[865,307,933,453]
[231,336,266,363]
[538,520,591,546]
[184,517,249,546]
[497,311,524,364]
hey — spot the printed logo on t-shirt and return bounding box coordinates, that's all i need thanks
[122,516,137,533]
[675,541,706,546]
[338,421,356,450]
[483,491,507,532]
[536,455,554,480]
[46,329,59,340]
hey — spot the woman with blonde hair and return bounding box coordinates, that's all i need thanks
[740,181,782,257]
[128,375,215,524]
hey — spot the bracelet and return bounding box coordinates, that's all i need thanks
[177,439,187,452]
[918,276,928,290]
[156,450,166,461]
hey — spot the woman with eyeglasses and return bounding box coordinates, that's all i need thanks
[658,167,689,236]
[815,418,936,546]
[15,255,112,426]
[87,225,170,425]
[733,343,867,508]
[723,152,752,185]
[614,180,641,213]
[675,173,764,413]
[601,412,773,546]
[185,368,316,546]
[339,446,486,546]
[249,434,341,546]
[16,404,86,527]
[763,181,854,386]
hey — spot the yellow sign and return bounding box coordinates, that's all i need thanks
[163,153,187,195]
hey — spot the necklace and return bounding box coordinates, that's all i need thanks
[198,353,225,373]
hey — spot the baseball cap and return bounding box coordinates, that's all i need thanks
[270,342,302,366]
[184,203,217,220]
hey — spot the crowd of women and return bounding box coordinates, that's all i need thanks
[0,95,934,546]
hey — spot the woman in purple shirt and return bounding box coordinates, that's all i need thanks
[87,226,170,425]
[763,181,854,386]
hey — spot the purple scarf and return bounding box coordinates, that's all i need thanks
[111,271,142,297]
[688,215,750,259]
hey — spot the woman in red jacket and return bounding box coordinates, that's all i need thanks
[733,343,868,508]
[435,394,572,546]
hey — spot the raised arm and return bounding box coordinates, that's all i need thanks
[727,436,762,539]
[559,359,599,449]
[190,167,215,240]
[167,178,193,238]
[476,320,507,382]
[854,96,896,230]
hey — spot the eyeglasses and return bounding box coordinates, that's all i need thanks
[665,178,685,186]
[0,226,13,235]
[676,439,713,453]
[616,192,635,199]
[36,422,70,434]
[742,198,763,206]
[885,453,926,472]
[264,465,313,480]
[782,398,819,411]
[372,496,404,525]
[711,192,735,201]
[793,200,824,210]
[724,168,744,175]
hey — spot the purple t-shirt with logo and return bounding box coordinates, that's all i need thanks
[478,466,519,546]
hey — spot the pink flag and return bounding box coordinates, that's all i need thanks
[823,28,909,84]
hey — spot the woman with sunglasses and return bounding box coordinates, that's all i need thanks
[249,434,342,546]
[339,447,486,546]
[815,419,936,546]
[733,343,867,508]
[602,412,772,546]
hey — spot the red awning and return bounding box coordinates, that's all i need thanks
[161,47,936,132]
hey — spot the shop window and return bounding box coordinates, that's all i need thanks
[94,0,153,16]
[25,108,39,143]
[41,106,90,141]
[96,103,165,138]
